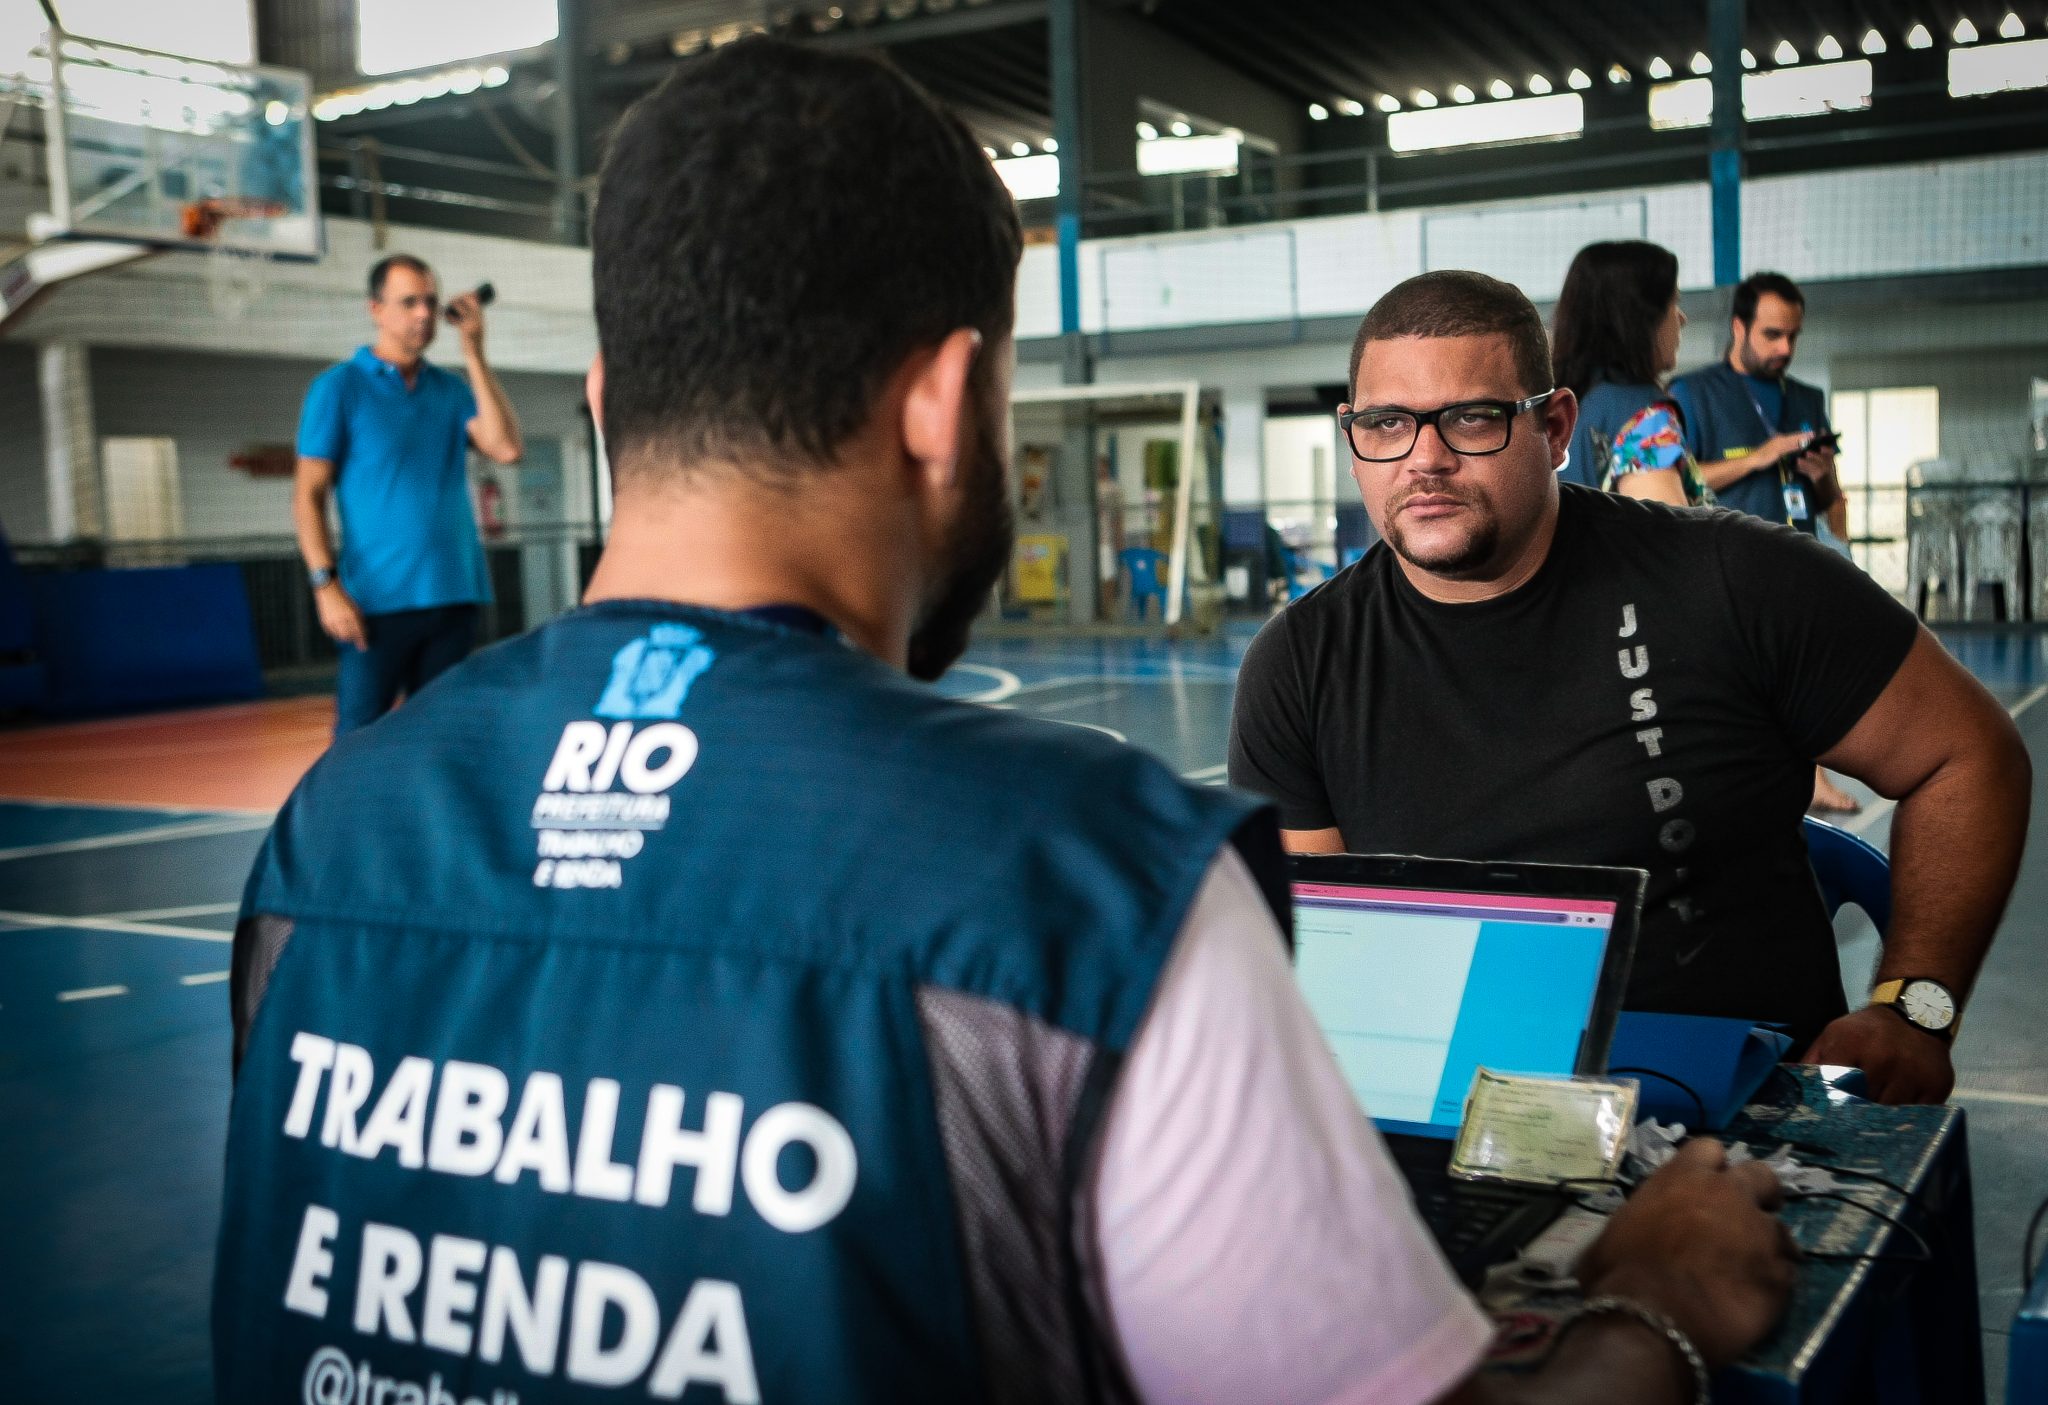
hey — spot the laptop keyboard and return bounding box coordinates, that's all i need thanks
[1410,1172,1536,1257]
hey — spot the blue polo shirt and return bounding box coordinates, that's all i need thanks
[296,347,492,616]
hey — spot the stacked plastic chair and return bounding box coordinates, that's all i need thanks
[1906,461,1965,620]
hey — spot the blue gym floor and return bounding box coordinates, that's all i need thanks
[2,624,2044,1401]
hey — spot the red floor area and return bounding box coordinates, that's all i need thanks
[0,697,334,813]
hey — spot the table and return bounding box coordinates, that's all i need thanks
[1480,1067,1982,1404]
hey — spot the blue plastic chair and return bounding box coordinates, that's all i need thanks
[1803,816,1891,937]
[1119,547,1168,620]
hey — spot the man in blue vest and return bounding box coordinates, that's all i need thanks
[219,39,1797,1404]
[1668,272,1862,811]
[1667,272,1841,538]
[294,254,524,736]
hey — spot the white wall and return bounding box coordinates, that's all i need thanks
[1031,150,2048,337]
[9,215,596,375]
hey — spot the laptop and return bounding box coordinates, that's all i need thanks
[1289,853,1646,1287]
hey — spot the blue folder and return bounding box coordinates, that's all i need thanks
[1608,1012,1794,1129]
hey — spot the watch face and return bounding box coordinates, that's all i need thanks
[1900,980,1956,1030]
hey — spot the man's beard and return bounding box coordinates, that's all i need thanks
[1382,481,1501,577]
[906,409,1014,683]
[1739,341,1790,379]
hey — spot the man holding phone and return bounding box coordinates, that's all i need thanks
[293,255,524,734]
[1669,273,1856,809]
[1668,272,1843,541]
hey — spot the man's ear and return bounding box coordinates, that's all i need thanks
[1545,387,1579,469]
[900,328,983,488]
[585,355,605,437]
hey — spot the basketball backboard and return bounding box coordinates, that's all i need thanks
[27,29,320,260]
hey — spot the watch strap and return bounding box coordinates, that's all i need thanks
[307,565,336,590]
[1869,977,1960,1040]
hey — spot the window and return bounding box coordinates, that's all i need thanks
[1385,93,1583,153]
[357,0,557,77]
[1831,386,1939,595]
[1649,60,1874,130]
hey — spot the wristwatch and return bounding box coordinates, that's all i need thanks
[307,565,336,591]
[1870,978,1960,1041]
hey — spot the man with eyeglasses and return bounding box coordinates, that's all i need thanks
[1229,269,2027,1106]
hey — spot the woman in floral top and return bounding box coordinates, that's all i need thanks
[1552,240,1714,508]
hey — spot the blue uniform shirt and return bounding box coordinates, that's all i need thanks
[297,347,492,616]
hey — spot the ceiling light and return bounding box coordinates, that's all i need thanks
[1413,89,1438,107]
[1169,119,1192,136]
[1451,84,1475,102]
[982,145,997,158]
[1647,56,1673,79]
[1567,68,1592,90]
[1378,93,1402,112]
[1861,28,1887,54]
[1489,78,1513,99]
[1817,34,1844,60]
[1336,98,1366,116]
[1528,73,1553,94]
[1305,103,1327,122]
[1907,24,1934,48]
[1954,17,1979,42]
[1040,137,1057,152]
[1137,119,1160,138]
[1742,47,1758,68]
[2000,11,2026,38]
[449,69,482,94]
[1774,39,1799,64]
[1607,63,1631,85]
[483,66,509,86]
[1690,51,1712,74]
[1010,141,1029,156]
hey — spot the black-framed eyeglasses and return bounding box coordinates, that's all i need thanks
[1338,390,1556,462]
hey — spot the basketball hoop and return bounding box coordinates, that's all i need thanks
[182,198,286,321]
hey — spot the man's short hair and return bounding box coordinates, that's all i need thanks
[1349,270,1552,402]
[368,254,431,301]
[1732,271,1804,325]
[592,37,1022,479]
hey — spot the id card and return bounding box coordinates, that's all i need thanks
[1783,483,1810,521]
[1449,1068,1637,1187]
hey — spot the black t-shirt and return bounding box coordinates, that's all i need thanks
[1228,484,1919,1048]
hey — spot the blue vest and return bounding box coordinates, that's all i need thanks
[1563,379,1671,490]
[215,602,1273,1404]
[1667,361,1830,527]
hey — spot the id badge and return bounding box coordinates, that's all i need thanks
[1783,483,1810,521]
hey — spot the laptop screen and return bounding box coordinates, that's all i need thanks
[1293,879,1619,1139]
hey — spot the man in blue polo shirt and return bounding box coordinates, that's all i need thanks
[293,254,524,734]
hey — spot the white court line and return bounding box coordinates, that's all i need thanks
[1031,689,1125,714]
[1844,682,2048,836]
[0,814,271,862]
[949,663,1020,704]
[97,902,241,922]
[0,909,232,943]
[0,794,268,818]
[1952,1087,2048,1109]
[57,985,128,1002]
[180,971,231,986]
[1045,719,1127,743]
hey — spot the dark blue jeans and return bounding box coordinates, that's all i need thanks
[334,603,480,735]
